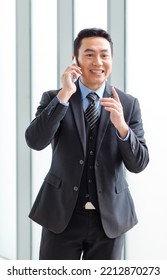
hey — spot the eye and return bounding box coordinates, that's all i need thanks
[86,53,93,57]
[102,54,110,59]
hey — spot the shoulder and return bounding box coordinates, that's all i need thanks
[108,84,138,105]
[41,89,60,101]
[39,89,61,105]
[114,87,136,103]
[106,83,140,114]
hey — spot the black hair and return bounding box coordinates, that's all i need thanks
[73,28,113,59]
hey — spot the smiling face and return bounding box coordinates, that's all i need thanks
[77,37,113,90]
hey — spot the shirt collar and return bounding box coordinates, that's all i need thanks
[79,79,105,101]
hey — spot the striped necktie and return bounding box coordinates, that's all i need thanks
[85,92,99,130]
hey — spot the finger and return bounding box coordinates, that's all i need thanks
[71,70,80,82]
[71,65,82,74]
[100,97,112,103]
[111,87,120,102]
[100,97,118,107]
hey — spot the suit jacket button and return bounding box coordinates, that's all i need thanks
[79,160,84,165]
[73,186,78,191]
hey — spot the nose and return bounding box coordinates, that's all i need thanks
[92,56,103,66]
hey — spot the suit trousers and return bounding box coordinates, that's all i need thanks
[39,209,124,260]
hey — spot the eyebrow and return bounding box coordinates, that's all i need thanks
[84,48,110,53]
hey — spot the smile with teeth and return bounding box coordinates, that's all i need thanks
[90,69,104,74]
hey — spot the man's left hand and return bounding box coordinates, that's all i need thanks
[100,87,129,139]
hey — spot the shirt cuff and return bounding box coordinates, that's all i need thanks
[116,129,130,141]
[56,96,69,106]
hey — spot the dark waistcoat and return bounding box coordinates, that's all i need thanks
[75,118,99,211]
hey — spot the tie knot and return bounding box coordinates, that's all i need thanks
[87,92,98,102]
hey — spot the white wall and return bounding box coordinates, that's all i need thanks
[125,0,167,259]
[0,0,16,259]
[74,0,107,35]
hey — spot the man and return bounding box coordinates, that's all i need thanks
[25,28,149,260]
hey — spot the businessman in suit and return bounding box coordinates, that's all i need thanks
[25,28,149,260]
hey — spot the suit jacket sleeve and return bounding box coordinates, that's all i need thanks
[25,90,68,150]
[117,96,149,173]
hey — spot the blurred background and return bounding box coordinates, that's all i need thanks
[0,0,167,259]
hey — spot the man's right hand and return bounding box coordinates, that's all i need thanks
[57,64,82,103]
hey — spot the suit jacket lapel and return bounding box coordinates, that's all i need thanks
[70,85,86,157]
[96,83,113,158]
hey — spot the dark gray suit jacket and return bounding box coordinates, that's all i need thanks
[25,82,149,238]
